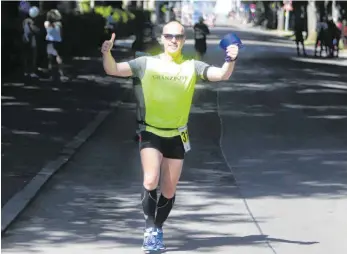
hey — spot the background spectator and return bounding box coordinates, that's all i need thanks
[22,6,40,78]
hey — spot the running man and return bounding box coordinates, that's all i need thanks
[294,17,307,57]
[101,21,238,252]
[193,16,210,60]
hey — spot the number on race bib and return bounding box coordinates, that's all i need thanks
[178,126,191,152]
[181,130,188,143]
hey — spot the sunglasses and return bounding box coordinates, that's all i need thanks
[163,34,185,40]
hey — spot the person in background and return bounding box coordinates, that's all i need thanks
[315,16,329,57]
[45,9,68,81]
[22,6,40,78]
[294,17,307,57]
[343,20,347,48]
[327,18,341,58]
[193,17,210,60]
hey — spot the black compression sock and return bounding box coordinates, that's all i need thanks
[155,194,175,228]
[141,187,158,228]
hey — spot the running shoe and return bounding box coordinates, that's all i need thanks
[155,227,166,250]
[142,227,157,252]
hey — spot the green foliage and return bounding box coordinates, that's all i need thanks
[82,4,136,24]
[79,0,91,13]
[94,5,113,17]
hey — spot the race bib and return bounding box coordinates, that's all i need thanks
[178,126,191,152]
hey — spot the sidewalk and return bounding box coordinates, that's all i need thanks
[1,85,273,254]
[230,23,347,58]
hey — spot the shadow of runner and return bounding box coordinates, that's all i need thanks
[166,234,318,253]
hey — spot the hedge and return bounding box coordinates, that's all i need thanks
[2,6,151,76]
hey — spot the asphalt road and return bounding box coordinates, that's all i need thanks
[1,47,134,207]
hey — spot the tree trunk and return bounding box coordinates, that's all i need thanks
[307,0,317,41]
[331,0,340,22]
[263,1,271,29]
[39,1,45,12]
[137,0,144,10]
[277,7,284,30]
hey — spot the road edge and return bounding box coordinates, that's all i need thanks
[1,103,119,234]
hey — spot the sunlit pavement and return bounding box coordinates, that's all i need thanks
[2,27,347,254]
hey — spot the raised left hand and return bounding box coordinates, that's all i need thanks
[226,45,239,61]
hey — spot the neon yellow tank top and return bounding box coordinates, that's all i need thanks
[129,55,209,137]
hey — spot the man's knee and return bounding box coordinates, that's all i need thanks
[160,186,176,199]
[143,174,159,190]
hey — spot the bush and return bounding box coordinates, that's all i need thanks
[2,5,149,76]
[93,6,137,38]
[2,24,23,76]
[62,12,106,56]
[58,8,149,56]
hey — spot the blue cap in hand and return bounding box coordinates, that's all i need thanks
[219,33,244,50]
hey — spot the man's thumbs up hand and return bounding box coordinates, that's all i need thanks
[110,33,115,43]
[101,33,116,55]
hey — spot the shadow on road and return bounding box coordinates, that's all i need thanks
[1,48,134,207]
[202,36,347,200]
[1,93,320,252]
[2,86,322,252]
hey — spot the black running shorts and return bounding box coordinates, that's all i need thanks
[138,131,185,159]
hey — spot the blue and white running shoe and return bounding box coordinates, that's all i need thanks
[155,227,166,250]
[142,227,157,252]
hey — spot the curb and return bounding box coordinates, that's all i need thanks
[1,103,119,234]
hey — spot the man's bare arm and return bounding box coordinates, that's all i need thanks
[103,53,133,77]
[206,61,236,81]
[205,44,239,82]
[101,33,133,77]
